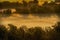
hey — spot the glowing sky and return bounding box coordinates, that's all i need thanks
[1,14,58,30]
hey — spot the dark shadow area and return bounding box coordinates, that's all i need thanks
[0,22,60,40]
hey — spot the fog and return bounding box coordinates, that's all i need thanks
[0,13,59,30]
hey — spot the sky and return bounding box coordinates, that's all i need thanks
[1,13,59,30]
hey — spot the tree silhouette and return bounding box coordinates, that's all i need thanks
[3,9,11,17]
[33,27,44,40]
[0,25,8,40]
[8,24,18,40]
[55,4,60,16]
[0,23,60,40]
[25,27,44,40]
[17,26,27,40]
[22,0,27,7]
[49,22,60,40]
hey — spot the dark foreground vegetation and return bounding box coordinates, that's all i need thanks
[0,22,60,40]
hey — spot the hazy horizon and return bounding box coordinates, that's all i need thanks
[1,13,59,30]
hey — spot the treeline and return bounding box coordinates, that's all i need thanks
[0,0,60,17]
[0,22,60,40]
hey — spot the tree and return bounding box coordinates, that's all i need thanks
[0,2,2,9]
[3,9,12,17]
[50,22,60,40]
[22,0,27,7]
[8,24,18,40]
[55,0,60,2]
[17,26,27,40]
[33,27,44,40]
[25,27,35,40]
[25,27,44,40]
[55,4,60,16]
[0,25,8,40]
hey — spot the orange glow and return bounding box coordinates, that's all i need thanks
[1,14,58,30]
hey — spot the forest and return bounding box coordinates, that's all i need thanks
[0,0,60,17]
[0,0,60,40]
[0,22,60,40]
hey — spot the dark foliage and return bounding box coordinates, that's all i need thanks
[0,22,60,40]
[0,25,8,40]
[1,0,60,17]
[2,9,12,17]
[48,22,60,40]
